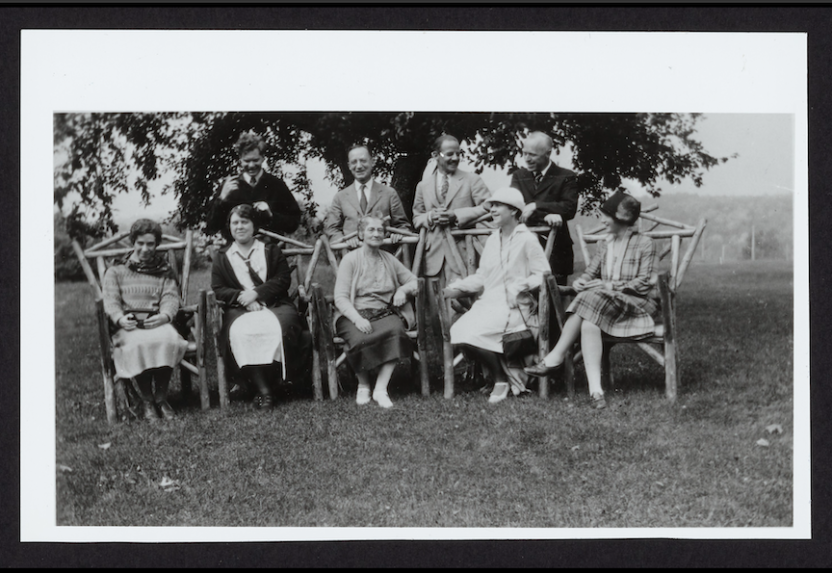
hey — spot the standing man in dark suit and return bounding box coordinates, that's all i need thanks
[207,131,303,241]
[323,144,411,250]
[510,131,579,285]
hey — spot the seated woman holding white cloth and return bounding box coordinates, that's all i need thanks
[443,187,551,403]
[211,204,312,409]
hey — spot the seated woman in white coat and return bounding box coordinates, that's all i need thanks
[443,187,551,403]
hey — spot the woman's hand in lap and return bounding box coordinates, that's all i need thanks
[118,315,138,331]
[237,289,259,307]
[142,313,170,329]
[245,302,264,312]
[354,317,373,334]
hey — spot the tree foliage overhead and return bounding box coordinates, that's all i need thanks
[54,111,731,236]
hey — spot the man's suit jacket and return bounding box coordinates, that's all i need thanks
[510,162,579,276]
[412,168,493,277]
[323,180,410,244]
[207,171,302,239]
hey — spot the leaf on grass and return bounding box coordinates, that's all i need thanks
[756,438,770,447]
[766,424,783,435]
[58,464,73,473]
[570,445,580,451]
[97,442,111,450]
[159,476,180,491]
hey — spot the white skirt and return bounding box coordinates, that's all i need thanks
[229,308,286,376]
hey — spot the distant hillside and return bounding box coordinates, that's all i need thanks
[568,193,793,264]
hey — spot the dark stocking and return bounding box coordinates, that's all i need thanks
[133,371,154,403]
[242,365,273,397]
[151,367,173,403]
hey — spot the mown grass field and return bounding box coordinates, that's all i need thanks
[54,260,794,528]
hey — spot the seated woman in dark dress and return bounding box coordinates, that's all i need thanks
[211,204,312,409]
[333,213,418,409]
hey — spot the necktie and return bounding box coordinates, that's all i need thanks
[440,174,449,204]
[359,183,368,213]
[534,171,544,186]
[236,251,264,287]
[250,173,258,187]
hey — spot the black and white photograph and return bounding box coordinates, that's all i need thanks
[17,19,812,559]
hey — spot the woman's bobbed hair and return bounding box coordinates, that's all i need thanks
[129,218,163,245]
[227,203,263,231]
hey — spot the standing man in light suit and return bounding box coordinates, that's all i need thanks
[323,144,411,250]
[510,131,579,285]
[412,134,493,285]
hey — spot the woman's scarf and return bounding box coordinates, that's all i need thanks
[121,252,174,278]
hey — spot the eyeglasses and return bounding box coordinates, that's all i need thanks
[438,151,462,159]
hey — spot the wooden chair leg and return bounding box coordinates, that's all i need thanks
[432,280,454,398]
[307,298,324,401]
[415,278,430,397]
[197,289,209,410]
[311,284,338,400]
[207,291,229,409]
[659,274,678,402]
[538,274,550,398]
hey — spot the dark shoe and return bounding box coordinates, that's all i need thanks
[524,361,563,378]
[157,400,176,420]
[591,393,607,410]
[143,401,160,421]
[258,394,274,410]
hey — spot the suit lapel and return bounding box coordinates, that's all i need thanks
[343,184,361,214]
[366,181,382,213]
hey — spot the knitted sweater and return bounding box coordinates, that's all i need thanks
[102,265,181,324]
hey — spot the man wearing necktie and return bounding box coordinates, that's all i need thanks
[509,131,579,285]
[206,131,303,242]
[323,144,411,250]
[412,134,493,318]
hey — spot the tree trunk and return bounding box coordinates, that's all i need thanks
[391,152,432,219]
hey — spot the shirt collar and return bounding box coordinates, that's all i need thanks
[227,239,264,257]
[536,162,552,178]
[355,179,374,192]
[244,169,264,185]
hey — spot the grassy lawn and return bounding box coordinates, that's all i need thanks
[55,260,794,528]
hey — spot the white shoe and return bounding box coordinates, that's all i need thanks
[356,387,371,405]
[488,382,510,404]
[373,392,394,409]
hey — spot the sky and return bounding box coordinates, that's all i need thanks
[104,112,794,227]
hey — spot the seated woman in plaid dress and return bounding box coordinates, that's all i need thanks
[524,191,656,409]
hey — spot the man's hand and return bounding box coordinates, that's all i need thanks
[389,233,403,245]
[443,287,463,299]
[520,202,537,223]
[237,289,259,307]
[544,213,563,228]
[219,176,239,200]
[253,201,272,217]
[142,313,170,329]
[345,236,362,250]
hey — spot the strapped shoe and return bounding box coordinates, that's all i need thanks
[523,361,563,378]
[143,401,160,421]
[488,382,510,404]
[356,387,371,406]
[591,393,607,410]
[258,394,274,410]
[157,400,176,420]
[372,392,394,409]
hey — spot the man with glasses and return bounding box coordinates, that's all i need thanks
[413,134,493,309]
[510,131,579,285]
[324,144,411,250]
